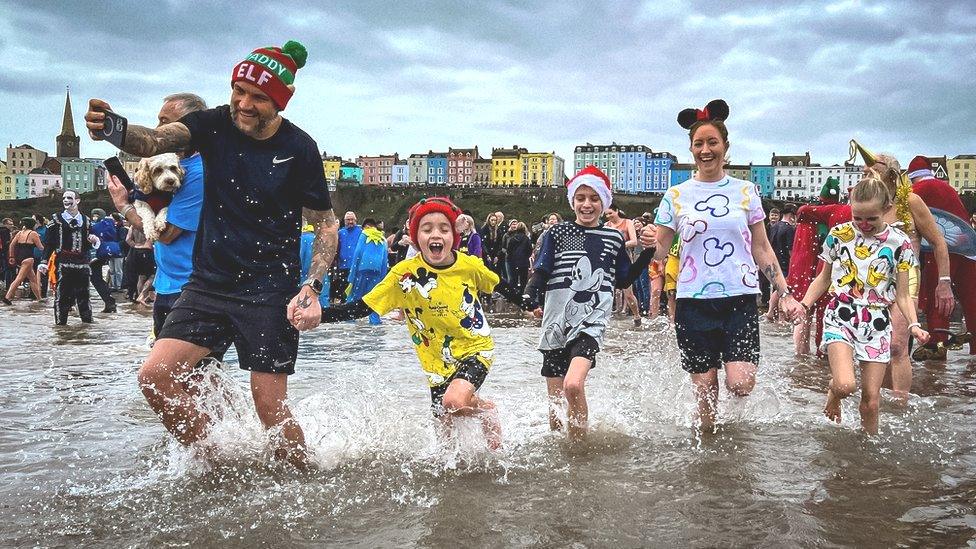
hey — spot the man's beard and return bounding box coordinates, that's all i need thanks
[230,105,272,136]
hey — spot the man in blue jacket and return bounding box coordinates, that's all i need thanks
[330,210,362,302]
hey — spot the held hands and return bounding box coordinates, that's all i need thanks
[85,99,113,140]
[910,325,930,346]
[780,296,807,323]
[287,285,322,331]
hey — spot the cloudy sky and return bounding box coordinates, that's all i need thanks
[2,0,974,170]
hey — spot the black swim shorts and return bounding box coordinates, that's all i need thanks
[540,333,599,378]
[157,288,299,375]
[674,294,760,374]
[430,354,490,416]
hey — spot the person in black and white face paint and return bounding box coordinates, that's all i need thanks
[38,190,100,324]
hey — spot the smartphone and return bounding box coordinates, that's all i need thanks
[100,110,128,149]
[103,156,134,191]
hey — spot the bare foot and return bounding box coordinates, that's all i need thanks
[823,390,842,423]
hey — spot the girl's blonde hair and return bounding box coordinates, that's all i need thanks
[850,175,894,208]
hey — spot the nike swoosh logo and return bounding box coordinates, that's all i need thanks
[272,156,294,164]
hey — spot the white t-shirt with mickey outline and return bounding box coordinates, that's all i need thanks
[654,176,765,299]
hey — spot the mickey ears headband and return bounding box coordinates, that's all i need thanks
[677,99,730,129]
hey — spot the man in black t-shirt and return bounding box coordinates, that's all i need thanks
[85,40,338,467]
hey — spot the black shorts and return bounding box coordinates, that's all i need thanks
[128,248,156,278]
[674,294,760,374]
[540,333,599,378]
[429,354,490,416]
[157,289,299,375]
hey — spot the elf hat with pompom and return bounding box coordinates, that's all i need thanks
[907,155,935,180]
[408,196,462,249]
[566,165,612,211]
[231,40,308,110]
[820,177,841,204]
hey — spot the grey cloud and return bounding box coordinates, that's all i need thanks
[2,0,975,168]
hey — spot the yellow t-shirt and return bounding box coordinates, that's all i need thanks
[363,252,500,386]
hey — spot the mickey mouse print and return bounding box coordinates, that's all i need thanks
[655,175,766,299]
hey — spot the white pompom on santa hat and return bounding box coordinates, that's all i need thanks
[566,165,613,210]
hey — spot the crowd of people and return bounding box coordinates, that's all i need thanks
[2,39,974,469]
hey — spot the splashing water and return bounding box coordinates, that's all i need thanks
[1,302,975,546]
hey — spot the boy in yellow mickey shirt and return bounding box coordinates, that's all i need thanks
[320,197,531,449]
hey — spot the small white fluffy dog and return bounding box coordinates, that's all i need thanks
[132,153,184,241]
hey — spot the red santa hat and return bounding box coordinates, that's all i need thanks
[566,165,613,211]
[407,196,462,249]
[907,155,935,180]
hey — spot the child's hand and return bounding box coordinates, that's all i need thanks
[911,326,930,345]
[532,307,543,319]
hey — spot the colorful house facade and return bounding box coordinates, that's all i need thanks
[427,152,447,185]
[448,147,478,187]
[392,161,409,186]
[491,146,524,186]
[408,153,428,185]
[750,164,775,197]
[339,162,363,185]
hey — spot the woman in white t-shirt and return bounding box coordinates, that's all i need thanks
[648,99,799,429]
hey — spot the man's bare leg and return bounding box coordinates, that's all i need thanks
[250,372,308,468]
[138,338,212,445]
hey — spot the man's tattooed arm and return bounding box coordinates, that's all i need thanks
[304,207,339,285]
[122,122,192,158]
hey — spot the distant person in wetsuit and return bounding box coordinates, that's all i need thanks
[2,217,43,304]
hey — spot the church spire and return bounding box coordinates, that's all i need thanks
[61,86,76,137]
[57,86,80,158]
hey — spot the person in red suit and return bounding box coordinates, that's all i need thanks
[787,178,851,355]
[907,155,976,357]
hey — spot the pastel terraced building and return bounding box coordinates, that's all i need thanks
[490,146,525,186]
[669,163,695,187]
[574,143,673,194]
[392,160,409,186]
[427,152,447,185]
[60,159,99,193]
[6,144,48,176]
[474,158,491,186]
[448,147,479,187]
[356,153,399,186]
[0,160,10,200]
[22,168,62,199]
[322,155,342,183]
[948,155,976,194]
[407,153,428,185]
[339,162,363,185]
[750,164,775,197]
[771,152,812,200]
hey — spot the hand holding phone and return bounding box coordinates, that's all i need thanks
[85,98,128,149]
[103,157,134,191]
[99,110,128,149]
